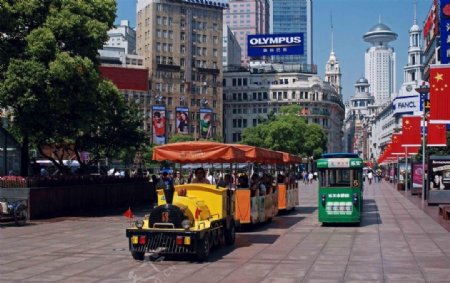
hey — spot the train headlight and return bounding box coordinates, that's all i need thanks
[352,193,358,206]
[321,194,326,206]
[134,219,144,229]
[181,219,191,229]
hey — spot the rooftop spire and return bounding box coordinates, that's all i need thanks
[413,0,417,25]
[330,12,334,53]
[378,14,381,24]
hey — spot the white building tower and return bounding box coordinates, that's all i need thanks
[325,22,342,96]
[398,2,424,97]
[363,20,397,106]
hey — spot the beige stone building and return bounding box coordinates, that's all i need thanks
[137,0,227,142]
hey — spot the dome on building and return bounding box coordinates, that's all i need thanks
[363,22,398,44]
[355,77,368,84]
[409,24,420,32]
[367,23,392,33]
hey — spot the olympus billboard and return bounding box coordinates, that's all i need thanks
[247,33,304,57]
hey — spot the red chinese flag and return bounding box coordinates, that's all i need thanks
[429,65,450,124]
[401,115,421,147]
[391,133,404,154]
[427,123,447,147]
[123,207,134,219]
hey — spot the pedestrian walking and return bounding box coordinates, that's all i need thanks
[308,172,313,185]
[368,170,373,185]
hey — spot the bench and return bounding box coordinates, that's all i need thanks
[438,205,450,220]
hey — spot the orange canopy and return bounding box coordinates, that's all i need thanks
[153,141,247,163]
[272,152,303,164]
[231,144,283,163]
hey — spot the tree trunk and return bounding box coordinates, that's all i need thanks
[20,134,29,177]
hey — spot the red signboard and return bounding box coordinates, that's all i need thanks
[100,66,149,91]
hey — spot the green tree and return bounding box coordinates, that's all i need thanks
[0,0,144,175]
[241,105,327,157]
[169,134,195,143]
[415,132,450,161]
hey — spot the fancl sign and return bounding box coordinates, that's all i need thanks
[247,33,304,57]
[392,95,421,115]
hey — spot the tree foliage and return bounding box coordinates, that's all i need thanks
[414,132,450,161]
[241,105,327,158]
[0,0,144,175]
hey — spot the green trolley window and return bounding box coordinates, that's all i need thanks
[320,169,361,188]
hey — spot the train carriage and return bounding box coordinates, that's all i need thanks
[317,153,364,224]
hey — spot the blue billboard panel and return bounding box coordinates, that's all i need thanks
[247,33,304,57]
[440,0,450,63]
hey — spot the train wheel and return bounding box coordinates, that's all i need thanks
[14,205,27,226]
[196,233,210,261]
[212,223,220,247]
[131,251,145,261]
[224,220,236,245]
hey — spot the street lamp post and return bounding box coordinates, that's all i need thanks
[415,82,429,202]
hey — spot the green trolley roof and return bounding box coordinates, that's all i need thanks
[317,156,364,169]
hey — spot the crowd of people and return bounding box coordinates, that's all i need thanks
[150,167,298,197]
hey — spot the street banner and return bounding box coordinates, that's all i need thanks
[413,163,427,189]
[175,107,189,135]
[427,123,447,147]
[429,65,450,124]
[401,115,421,147]
[391,133,404,154]
[152,105,166,145]
[199,108,213,139]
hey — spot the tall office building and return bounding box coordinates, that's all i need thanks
[223,0,270,66]
[270,0,312,65]
[363,21,397,106]
[137,0,227,143]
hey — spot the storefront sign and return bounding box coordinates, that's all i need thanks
[247,33,304,56]
[392,95,421,115]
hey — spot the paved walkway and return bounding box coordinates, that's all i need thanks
[0,181,450,282]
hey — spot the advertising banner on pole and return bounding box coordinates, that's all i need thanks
[439,0,450,64]
[175,107,189,135]
[199,108,213,139]
[412,163,426,189]
[152,105,166,145]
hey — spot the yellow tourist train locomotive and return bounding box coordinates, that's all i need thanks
[126,183,236,261]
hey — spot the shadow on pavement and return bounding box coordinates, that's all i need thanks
[238,216,305,232]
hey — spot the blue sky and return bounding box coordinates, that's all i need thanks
[115,0,431,101]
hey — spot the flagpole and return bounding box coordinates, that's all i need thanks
[416,82,429,202]
[405,146,408,193]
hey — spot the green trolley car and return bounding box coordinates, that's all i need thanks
[317,153,364,224]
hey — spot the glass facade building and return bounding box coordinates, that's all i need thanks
[270,0,312,65]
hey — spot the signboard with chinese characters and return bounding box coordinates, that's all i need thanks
[247,33,304,57]
[439,0,450,64]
